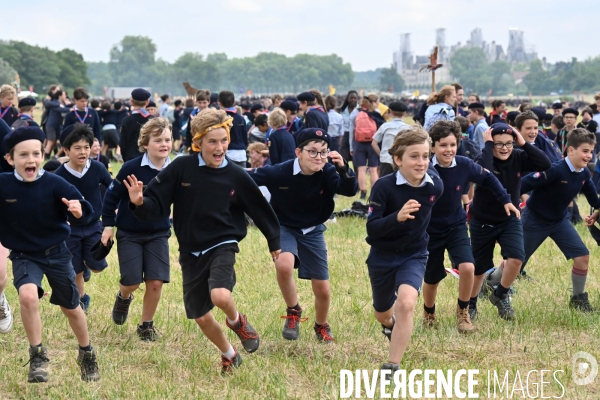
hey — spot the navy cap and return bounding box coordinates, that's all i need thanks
[530,107,546,121]
[562,107,579,117]
[295,127,331,148]
[18,97,36,108]
[507,111,520,121]
[131,88,151,102]
[279,100,298,112]
[297,92,316,102]
[90,238,113,261]
[544,113,554,122]
[147,100,157,108]
[250,104,264,113]
[59,124,77,146]
[490,123,515,137]
[551,102,563,110]
[42,159,62,172]
[468,102,485,110]
[3,126,45,153]
[389,101,407,112]
[240,103,251,110]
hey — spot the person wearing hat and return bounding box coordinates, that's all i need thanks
[54,124,112,314]
[129,108,281,374]
[249,127,357,344]
[0,126,99,383]
[280,100,304,134]
[119,88,153,162]
[11,97,41,129]
[467,101,489,151]
[543,113,555,140]
[297,91,329,131]
[556,108,579,156]
[506,111,520,127]
[551,101,563,116]
[471,123,551,321]
[62,88,101,143]
[371,101,410,177]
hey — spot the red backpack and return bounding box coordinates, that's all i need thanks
[354,110,377,142]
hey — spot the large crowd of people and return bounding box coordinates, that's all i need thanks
[0,81,600,384]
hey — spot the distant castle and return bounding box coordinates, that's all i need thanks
[393,28,538,91]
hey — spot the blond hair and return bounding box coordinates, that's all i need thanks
[360,94,379,112]
[190,108,232,151]
[248,142,268,153]
[0,84,16,99]
[426,85,455,106]
[268,108,287,128]
[388,125,430,169]
[138,117,172,152]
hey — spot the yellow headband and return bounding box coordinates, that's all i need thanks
[191,117,233,152]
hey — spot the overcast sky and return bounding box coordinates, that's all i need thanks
[4,0,599,71]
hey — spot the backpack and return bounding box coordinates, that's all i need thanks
[354,111,377,142]
[424,106,454,132]
[166,109,175,123]
[10,119,30,130]
[456,138,481,160]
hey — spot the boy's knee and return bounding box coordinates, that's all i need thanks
[145,280,163,292]
[19,292,39,309]
[195,312,214,328]
[275,257,295,276]
[312,281,330,299]
[210,289,232,309]
[458,262,475,274]
[394,297,416,315]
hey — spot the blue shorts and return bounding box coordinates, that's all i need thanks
[280,224,328,280]
[10,242,81,309]
[352,141,380,168]
[66,219,108,274]
[469,216,525,276]
[425,224,474,285]
[522,209,589,268]
[116,229,171,286]
[367,247,428,313]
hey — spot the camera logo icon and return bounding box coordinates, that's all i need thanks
[572,351,598,386]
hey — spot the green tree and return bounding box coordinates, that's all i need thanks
[109,36,157,87]
[378,64,404,92]
[523,59,551,95]
[450,47,488,93]
[0,57,17,86]
[56,48,90,89]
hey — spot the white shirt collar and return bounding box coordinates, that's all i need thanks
[395,170,434,187]
[64,159,91,178]
[141,153,171,170]
[565,156,583,173]
[293,158,303,175]
[14,168,45,181]
[198,154,228,168]
[431,154,456,168]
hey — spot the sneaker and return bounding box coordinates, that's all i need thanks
[457,306,475,334]
[422,311,437,328]
[325,214,337,224]
[468,306,478,322]
[281,307,307,341]
[83,267,91,282]
[221,348,242,374]
[26,346,50,383]
[226,313,260,353]
[0,292,13,334]
[77,348,100,382]
[80,293,91,314]
[381,362,399,380]
[381,316,395,341]
[314,322,334,343]
[489,292,516,320]
[112,292,133,325]
[137,323,160,341]
[570,292,594,313]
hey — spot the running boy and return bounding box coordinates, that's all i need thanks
[297,92,329,130]
[129,108,281,373]
[248,128,358,342]
[63,88,101,142]
[366,125,443,372]
[102,117,173,340]
[54,124,112,312]
[0,126,99,383]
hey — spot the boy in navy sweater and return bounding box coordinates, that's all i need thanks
[470,123,551,320]
[510,128,599,312]
[102,117,173,340]
[129,108,281,373]
[0,127,99,383]
[297,92,329,131]
[120,89,153,162]
[12,98,41,129]
[280,100,304,134]
[266,108,296,165]
[63,88,101,142]
[249,128,358,343]
[423,121,518,332]
[184,89,211,152]
[218,91,248,167]
[55,124,112,312]
[366,125,443,372]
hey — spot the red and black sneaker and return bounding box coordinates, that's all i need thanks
[281,307,307,340]
[314,322,334,343]
[221,348,242,375]
[226,313,260,353]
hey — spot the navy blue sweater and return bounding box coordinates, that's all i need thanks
[63,107,101,141]
[268,128,296,165]
[0,106,19,127]
[102,156,171,233]
[120,113,153,162]
[366,167,444,254]
[0,118,12,173]
[0,172,93,252]
[429,156,511,234]
[304,108,329,131]
[249,159,358,229]
[55,161,112,225]
[470,141,551,225]
[98,109,118,126]
[115,109,129,131]
[226,110,249,151]
[522,159,600,223]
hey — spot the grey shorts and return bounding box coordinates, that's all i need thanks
[280,224,329,280]
[116,229,171,286]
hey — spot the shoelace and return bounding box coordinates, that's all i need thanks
[316,324,334,341]
[233,319,258,341]
[140,325,160,338]
[458,309,471,323]
[281,314,308,329]
[221,354,237,371]
[500,297,514,312]
[82,354,98,375]
[115,297,131,313]
[23,353,50,368]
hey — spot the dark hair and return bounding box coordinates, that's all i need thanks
[429,120,462,145]
[581,107,594,118]
[63,124,94,150]
[185,98,194,108]
[515,111,539,130]
[451,82,463,91]
[552,115,565,130]
[73,87,89,100]
[491,100,505,110]
[469,94,480,102]
[567,127,596,149]
[324,95,337,112]
[160,94,169,102]
[101,101,111,110]
[195,89,211,102]
[218,90,235,108]
[254,113,268,126]
[309,89,325,108]
[340,90,358,112]
[455,115,469,133]
[51,90,63,100]
[174,99,182,107]
[298,139,327,149]
[90,99,100,109]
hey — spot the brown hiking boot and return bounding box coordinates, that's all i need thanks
[457,306,475,334]
[422,311,437,328]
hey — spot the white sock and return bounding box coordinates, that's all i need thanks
[222,345,236,359]
[226,312,239,326]
[488,261,505,284]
